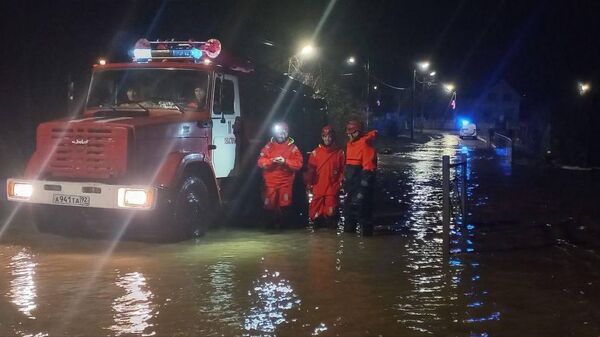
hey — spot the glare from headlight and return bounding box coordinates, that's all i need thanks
[117,188,154,208]
[11,182,33,199]
[126,190,148,205]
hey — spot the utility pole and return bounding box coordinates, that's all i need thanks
[411,69,416,140]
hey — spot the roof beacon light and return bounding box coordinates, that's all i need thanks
[201,39,221,58]
[132,38,222,63]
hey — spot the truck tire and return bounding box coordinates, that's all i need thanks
[171,175,213,240]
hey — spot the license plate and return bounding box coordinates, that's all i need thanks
[52,194,90,207]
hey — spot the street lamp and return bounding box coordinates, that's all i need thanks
[300,44,315,58]
[442,83,457,113]
[578,81,591,96]
[346,56,356,65]
[418,61,430,71]
[288,43,319,89]
[443,83,455,93]
[429,71,437,77]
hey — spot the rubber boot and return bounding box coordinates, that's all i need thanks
[313,217,325,229]
[344,218,357,233]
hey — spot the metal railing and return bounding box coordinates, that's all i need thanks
[491,132,513,163]
[442,155,467,258]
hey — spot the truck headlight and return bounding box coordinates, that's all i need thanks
[117,188,155,209]
[8,181,33,199]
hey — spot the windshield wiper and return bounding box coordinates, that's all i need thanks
[172,102,185,113]
[136,102,150,113]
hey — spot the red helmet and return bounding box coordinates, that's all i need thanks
[321,125,334,137]
[345,120,363,134]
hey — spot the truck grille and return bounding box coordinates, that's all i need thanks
[47,126,129,179]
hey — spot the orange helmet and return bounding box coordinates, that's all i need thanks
[345,120,363,134]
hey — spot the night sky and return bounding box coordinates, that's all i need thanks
[0,0,599,125]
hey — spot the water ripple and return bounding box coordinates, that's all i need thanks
[109,271,156,336]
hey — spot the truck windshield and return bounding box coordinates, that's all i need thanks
[86,68,209,111]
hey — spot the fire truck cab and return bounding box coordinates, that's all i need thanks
[6,39,325,240]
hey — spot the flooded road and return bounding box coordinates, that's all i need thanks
[1,133,600,336]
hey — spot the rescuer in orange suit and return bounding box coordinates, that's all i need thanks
[343,120,377,236]
[304,125,345,228]
[257,122,304,227]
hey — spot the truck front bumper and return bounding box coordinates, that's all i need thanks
[6,178,158,210]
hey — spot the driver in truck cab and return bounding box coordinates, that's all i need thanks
[257,122,304,228]
[127,87,141,102]
[187,85,207,111]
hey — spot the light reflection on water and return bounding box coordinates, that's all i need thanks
[451,141,501,335]
[8,249,38,319]
[394,136,454,334]
[109,271,156,336]
[208,261,239,325]
[392,135,501,335]
[243,269,300,336]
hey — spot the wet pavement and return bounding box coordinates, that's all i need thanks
[1,133,600,336]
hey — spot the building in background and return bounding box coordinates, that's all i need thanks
[473,80,522,130]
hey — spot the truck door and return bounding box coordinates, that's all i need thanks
[212,73,240,178]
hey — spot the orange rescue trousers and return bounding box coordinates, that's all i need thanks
[304,144,345,221]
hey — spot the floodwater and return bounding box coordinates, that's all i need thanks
[1,133,600,336]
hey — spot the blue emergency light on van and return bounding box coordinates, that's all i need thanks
[459,119,477,139]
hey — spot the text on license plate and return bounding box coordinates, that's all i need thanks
[52,194,90,207]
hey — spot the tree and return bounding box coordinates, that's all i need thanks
[318,73,365,136]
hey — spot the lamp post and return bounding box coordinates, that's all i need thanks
[578,81,593,166]
[412,61,430,140]
[346,55,371,127]
[366,56,370,128]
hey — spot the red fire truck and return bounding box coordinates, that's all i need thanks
[6,39,325,240]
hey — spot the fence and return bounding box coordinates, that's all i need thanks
[490,132,513,163]
[442,155,468,258]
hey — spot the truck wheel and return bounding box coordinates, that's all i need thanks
[172,175,212,240]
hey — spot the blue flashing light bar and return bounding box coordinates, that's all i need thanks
[190,48,202,59]
[171,48,203,59]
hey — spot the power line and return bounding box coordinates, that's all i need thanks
[370,73,408,91]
